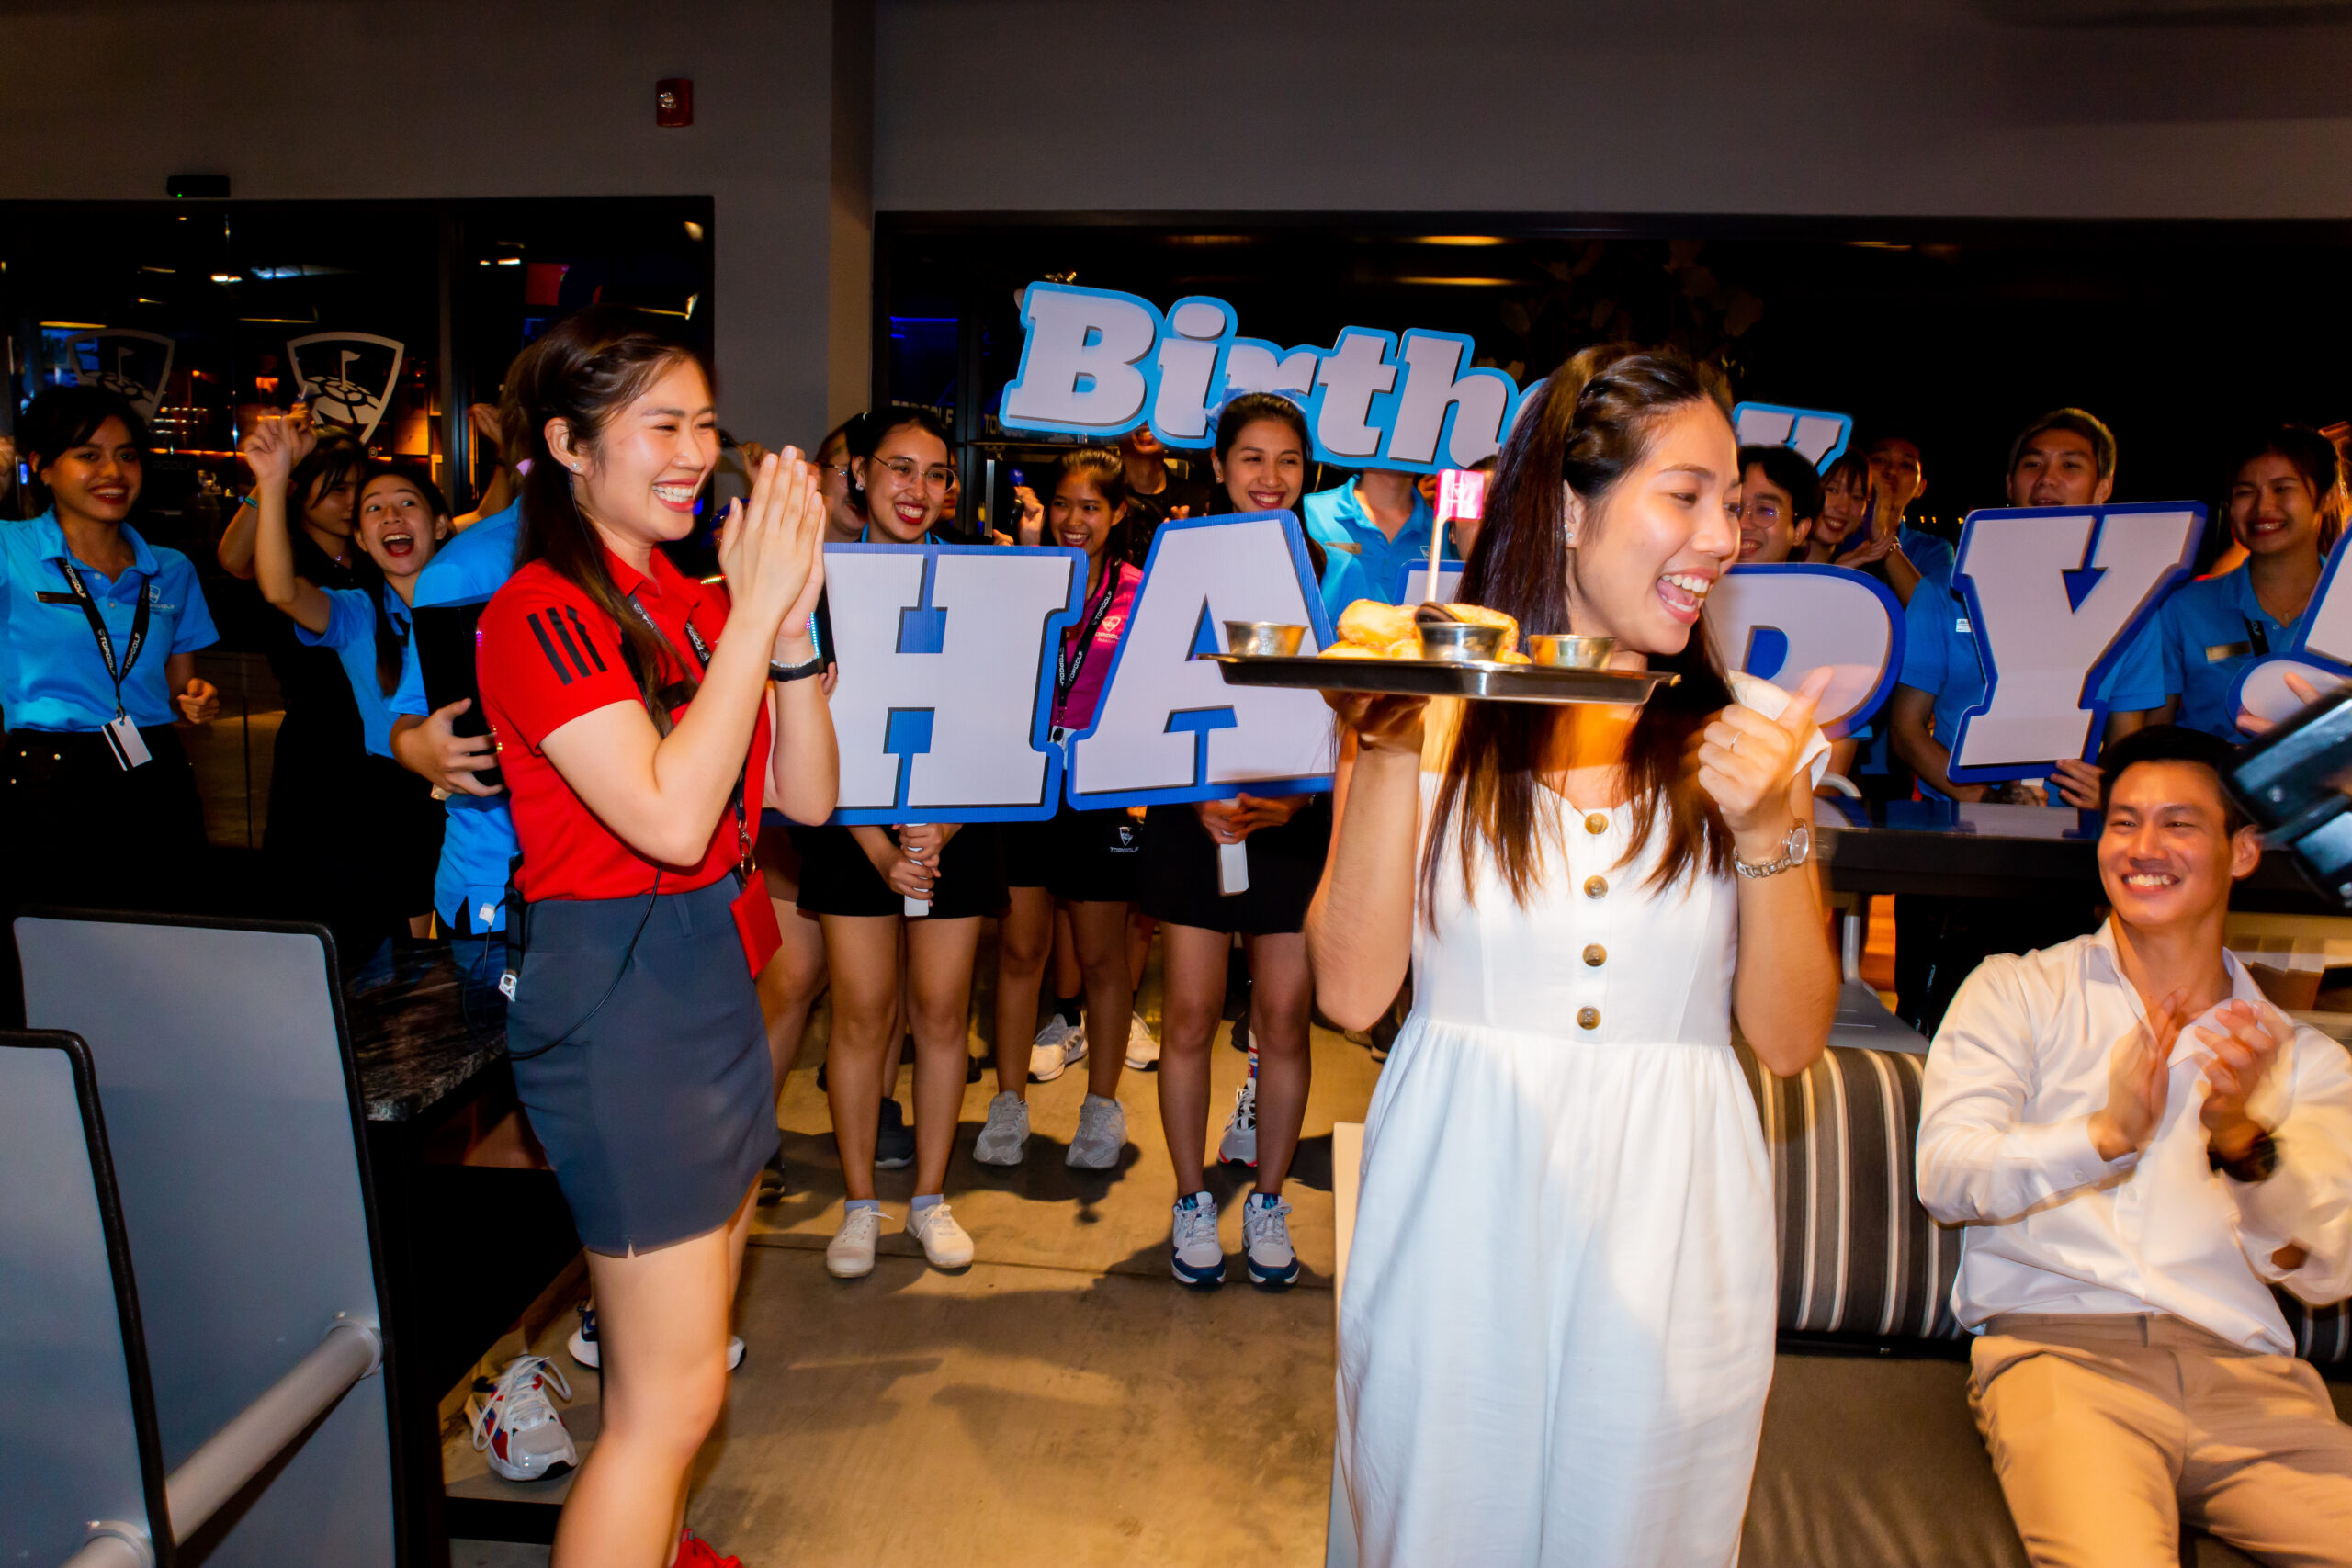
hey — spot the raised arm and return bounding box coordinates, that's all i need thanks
[764,543,837,826]
[1917,964,2170,1224]
[1700,668,1837,1076]
[2197,1002,2352,1304]
[1306,694,1429,1032]
[537,452,824,866]
[243,416,333,635]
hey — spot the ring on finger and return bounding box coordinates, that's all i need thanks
[1727,731,1741,753]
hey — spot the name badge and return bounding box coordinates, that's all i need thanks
[102,715,151,771]
[2203,641,2254,662]
[1955,618,1973,636]
[1324,541,1363,556]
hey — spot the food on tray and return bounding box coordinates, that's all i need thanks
[1323,598,1525,661]
[1442,604,1520,658]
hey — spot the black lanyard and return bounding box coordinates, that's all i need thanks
[55,555,150,719]
[2245,615,2272,657]
[626,592,751,877]
[1055,567,1122,717]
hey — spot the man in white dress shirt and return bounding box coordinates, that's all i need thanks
[1919,723,2352,1566]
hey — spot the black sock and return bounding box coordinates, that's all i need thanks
[1054,995,1083,1027]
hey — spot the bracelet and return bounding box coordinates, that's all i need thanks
[769,655,825,682]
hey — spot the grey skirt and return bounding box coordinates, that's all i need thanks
[504,878,778,1254]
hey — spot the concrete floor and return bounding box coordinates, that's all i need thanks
[451,956,1384,1568]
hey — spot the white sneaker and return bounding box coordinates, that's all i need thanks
[1068,1092,1126,1169]
[906,1200,975,1269]
[1124,1013,1161,1070]
[1218,1077,1258,1168]
[1242,1192,1300,1288]
[469,1355,577,1482]
[567,1303,744,1371]
[827,1205,884,1278]
[1029,1016,1088,1082]
[1170,1191,1224,1286]
[973,1090,1029,1166]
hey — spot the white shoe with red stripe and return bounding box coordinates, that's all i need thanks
[468,1354,577,1482]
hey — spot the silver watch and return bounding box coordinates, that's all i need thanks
[1734,821,1812,879]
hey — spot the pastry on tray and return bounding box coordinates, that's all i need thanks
[1320,598,1525,660]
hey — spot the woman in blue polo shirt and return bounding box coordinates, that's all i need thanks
[1,385,220,911]
[2109,426,2344,744]
[248,414,449,954]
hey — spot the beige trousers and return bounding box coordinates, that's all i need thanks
[1971,1312,2352,1568]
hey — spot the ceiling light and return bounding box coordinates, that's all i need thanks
[684,220,705,241]
[40,321,107,330]
[209,272,239,283]
[1392,276,1523,287]
[1411,235,1509,247]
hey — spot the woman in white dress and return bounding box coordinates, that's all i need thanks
[1309,344,1838,1567]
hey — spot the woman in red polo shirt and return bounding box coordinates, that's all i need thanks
[476,309,835,1568]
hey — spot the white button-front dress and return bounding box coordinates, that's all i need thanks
[1334,718,1785,1566]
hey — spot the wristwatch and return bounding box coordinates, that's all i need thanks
[769,654,825,682]
[2209,1128,2280,1184]
[1734,821,1812,879]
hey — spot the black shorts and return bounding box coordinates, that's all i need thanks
[504,878,777,1254]
[5,726,207,912]
[1003,800,1145,903]
[787,822,1007,920]
[1137,795,1331,935]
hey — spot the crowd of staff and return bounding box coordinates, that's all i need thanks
[11,307,2352,1568]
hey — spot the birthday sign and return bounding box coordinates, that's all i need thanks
[1000,282,1522,473]
[1706,565,1904,740]
[813,501,2207,820]
[820,515,1334,825]
[1944,502,2202,780]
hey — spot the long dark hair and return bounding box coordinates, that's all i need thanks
[354,462,447,695]
[1427,344,1736,914]
[2224,423,2346,557]
[1055,446,1133,564]
[513,306,709,734]
[1210,391,1327,579]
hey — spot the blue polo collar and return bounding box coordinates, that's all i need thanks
[31,508,159,586]
[1328,481,1439,553]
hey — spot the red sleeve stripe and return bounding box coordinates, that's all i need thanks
[563,606,610,672]
[526,610,581,685]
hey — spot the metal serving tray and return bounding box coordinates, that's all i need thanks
[1210,654,1679,705]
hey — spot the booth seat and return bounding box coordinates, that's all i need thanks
[1735,1042,2352,1568]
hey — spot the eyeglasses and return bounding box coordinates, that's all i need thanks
[879,456,956,492]
[1733,499,1785,525]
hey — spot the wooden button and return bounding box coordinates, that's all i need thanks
[1583,944,1606,967]
[1584,813,1608,834]
[1583,875,1608,898]
[1577,1007,1600,1030]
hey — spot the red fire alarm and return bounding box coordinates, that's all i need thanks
[655,78,693,128]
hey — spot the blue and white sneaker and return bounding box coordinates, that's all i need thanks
[1241,1192,1300,1288]
[469,1355,576,1482]
[1170,1191,1225,1287]
[568,1303,744,1371]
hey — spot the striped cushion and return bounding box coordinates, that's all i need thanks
[1736,1043,1965,1343]
[2278,1291,2352,1366]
